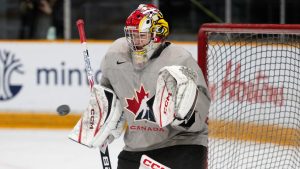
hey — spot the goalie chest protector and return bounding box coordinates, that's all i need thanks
[100,37,210,151]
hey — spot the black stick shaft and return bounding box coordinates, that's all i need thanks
[100,148,112,169]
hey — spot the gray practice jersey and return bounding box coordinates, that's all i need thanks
[100,37,210,152]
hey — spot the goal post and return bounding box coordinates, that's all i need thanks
[198,24,300,169]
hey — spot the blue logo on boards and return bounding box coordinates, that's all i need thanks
[0,49,24,101]
[0,48,101,101]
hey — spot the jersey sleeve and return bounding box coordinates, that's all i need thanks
[99,57,112,89]
[99,37,129,90]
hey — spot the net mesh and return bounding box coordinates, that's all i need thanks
[204,32,300,169]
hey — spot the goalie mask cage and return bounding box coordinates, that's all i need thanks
[198,24,300,169]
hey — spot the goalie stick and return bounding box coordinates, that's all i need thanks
[76,19,112,169]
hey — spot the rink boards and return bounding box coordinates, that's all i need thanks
[0,40,298,147]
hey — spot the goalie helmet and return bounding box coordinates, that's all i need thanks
[124,4,169,69]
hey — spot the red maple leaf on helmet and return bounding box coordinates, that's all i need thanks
[125,85,149,115]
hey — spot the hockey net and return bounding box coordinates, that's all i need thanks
[198,24,300,169]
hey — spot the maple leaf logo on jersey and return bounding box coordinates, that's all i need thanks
[125,85,156,123]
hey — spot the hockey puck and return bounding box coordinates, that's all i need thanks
[56,104,70,116]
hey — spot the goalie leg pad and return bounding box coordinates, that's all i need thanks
[139,155,171,169]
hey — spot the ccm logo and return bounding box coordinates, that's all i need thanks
[163,92,172,114]
[89,109,95,129]
[143,159,166,169]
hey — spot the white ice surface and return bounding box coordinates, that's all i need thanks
[0,129,298,169]
[0,129,124,169]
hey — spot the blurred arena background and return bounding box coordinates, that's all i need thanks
[0,0,299,41]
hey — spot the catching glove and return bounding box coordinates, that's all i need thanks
[153,65,198,128]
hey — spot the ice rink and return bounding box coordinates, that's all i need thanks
[0,129,124,169]
[1,129,298,169]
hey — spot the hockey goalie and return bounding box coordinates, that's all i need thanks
[69,3,211,169]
